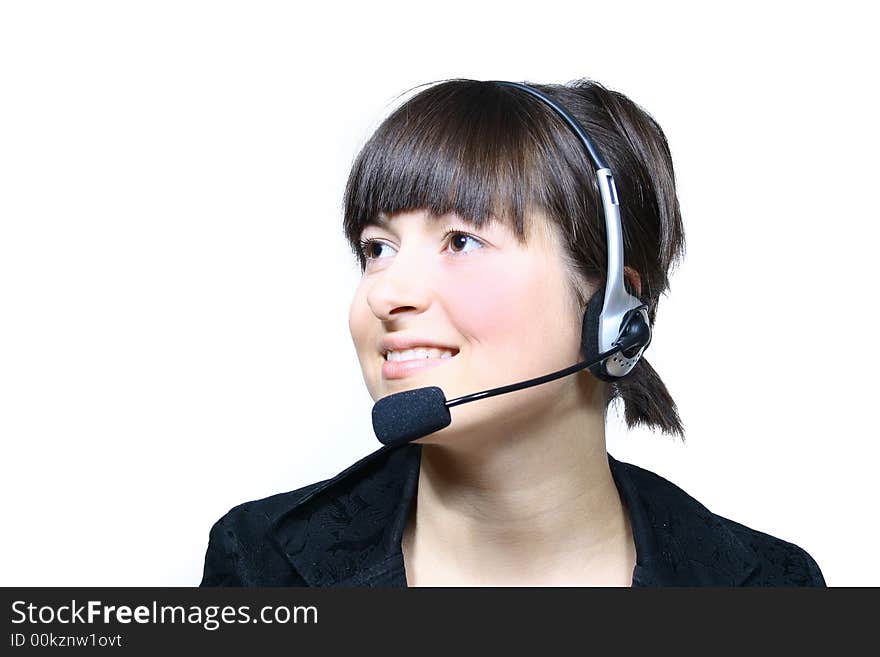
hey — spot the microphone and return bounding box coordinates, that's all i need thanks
[371,308,651,446]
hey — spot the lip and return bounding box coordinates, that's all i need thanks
[379,335,460,357]
[382,352,458,380]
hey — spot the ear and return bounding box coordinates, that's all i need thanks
[623,266,642,298]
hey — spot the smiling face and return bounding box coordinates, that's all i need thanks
[348,207,599,446]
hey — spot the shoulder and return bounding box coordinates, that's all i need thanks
[212,478,330,538]
[200,443,412,587]
[199,479,330,587]
[208,442,402,542]
[610,457,826,586]
[714,512,826,586]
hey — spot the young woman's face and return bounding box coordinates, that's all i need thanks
[348,208,596,445]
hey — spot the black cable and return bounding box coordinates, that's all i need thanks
[445,343,626,408]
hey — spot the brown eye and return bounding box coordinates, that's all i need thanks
[358,238,395,261]
[446,232,483,254]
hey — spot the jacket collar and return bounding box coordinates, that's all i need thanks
[269,443,761,586]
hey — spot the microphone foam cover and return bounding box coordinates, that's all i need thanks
[371,386,452,446]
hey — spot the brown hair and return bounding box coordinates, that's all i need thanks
[342,78,686,441]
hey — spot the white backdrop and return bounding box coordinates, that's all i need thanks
[1,0,876,586]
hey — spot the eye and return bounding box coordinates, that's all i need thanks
[357,230,485,263]
[444,231,484,255]
[358,237,394,261]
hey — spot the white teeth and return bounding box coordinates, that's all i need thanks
[386,347,455,361]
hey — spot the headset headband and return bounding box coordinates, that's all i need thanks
[489,80,651,379]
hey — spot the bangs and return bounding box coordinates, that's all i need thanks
[342,79,590,270]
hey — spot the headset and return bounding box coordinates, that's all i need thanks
[491,80,652,381]
[371,80,653,445]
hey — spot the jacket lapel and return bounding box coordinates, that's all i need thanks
[609,454,762,586]
[270,443,419,587]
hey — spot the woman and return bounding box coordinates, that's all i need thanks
[200,78,826,587]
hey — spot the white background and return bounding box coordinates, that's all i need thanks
[1,1,876,586]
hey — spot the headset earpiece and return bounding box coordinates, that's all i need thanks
[581,284,607,378]
[616,306,652,358]
[581,284,651,382]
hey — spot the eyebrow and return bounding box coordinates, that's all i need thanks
[362,213,390,229]
[362,211,487,231]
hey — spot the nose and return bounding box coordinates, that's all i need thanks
[365,248,433,321]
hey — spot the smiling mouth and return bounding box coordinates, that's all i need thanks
[383,347,460,362]
[381,350,460,380]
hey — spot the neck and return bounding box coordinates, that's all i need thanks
[404,377,635,585]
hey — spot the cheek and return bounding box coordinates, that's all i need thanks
[441,258,560,357]
[348,286,372,354]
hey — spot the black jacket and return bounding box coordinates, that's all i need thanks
[200,442,826,587]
